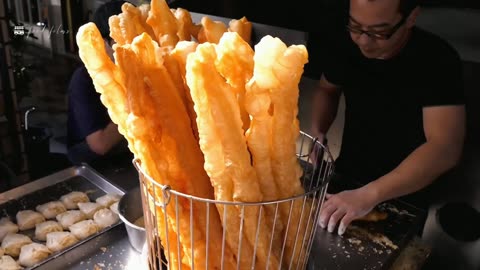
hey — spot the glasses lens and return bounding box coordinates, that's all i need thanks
[346,25,362,34]
[347,25,391,40]
[371,33,389,40]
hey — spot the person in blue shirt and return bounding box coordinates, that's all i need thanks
[67,0,130,165]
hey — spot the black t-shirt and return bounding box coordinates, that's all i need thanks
[67,65,111,147]
[320,27,465,185]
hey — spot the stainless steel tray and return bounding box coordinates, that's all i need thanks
[0,164,125,269]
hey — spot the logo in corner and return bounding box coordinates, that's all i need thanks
[13,25,25,36]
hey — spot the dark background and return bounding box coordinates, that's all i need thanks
[169,0,480,32]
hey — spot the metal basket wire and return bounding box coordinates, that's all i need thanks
[133,131,334,270]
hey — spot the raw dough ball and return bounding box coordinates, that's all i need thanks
[68,220,99,240]
[35,221,63,241]
[1,233,33,257]
[56,210,86,230]
[45,231,79,252]
[16,210,45,231]
[36,201,67,219]
[93,208,119,229]
[109,202,119,215]
[0,255,22,270]
[18,242,51,267]
[95,193,122,208]
[77,202,104,219]
[60,191,90,210]
[0,218,19,242]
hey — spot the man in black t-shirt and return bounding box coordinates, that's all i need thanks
[310,0,466,235]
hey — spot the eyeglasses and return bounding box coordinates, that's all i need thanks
[346,16,406,40]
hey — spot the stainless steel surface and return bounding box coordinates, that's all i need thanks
[35,224,144,270]
[118,186,146,253]
[135,131,334,270]
[0,147,425,270]
[0,164,125,269]
[307,200,426,270]
[0,164,124,205]
[34,159,145,270]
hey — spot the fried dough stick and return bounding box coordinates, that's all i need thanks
[138,3,152,30]
[186,43,253,269]
[243,46,290,269]
[244,82,281,204]
[170,41,199,140]
[128,33,237,270]
[127,3,156,39]
[120,52,187,270]
[147,0,179,47]
[76,23,129,143]
[197,16,227,44]
[116,46,196,268]
[172,8,195,41]
[244,82,287,270]
[187,43,281,270]
[215,33,284,270]
[108,2,156,46]
[76,23,184,269]
[253,35,310,268]
[161,44,197,140]
[255,36,307,199]
[215,32,252,132]
[228,16,252,45]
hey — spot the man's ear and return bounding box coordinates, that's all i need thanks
[406,7,420,28]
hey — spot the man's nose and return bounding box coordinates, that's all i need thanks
[357,32,372,46]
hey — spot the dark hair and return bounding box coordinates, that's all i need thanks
[93,0,128,41]
[399,0,419,17]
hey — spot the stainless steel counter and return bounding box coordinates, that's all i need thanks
[1,154,428,270]
[37,224,144,270]
[0,155,144,270]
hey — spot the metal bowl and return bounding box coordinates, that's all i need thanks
[118,186,146,252]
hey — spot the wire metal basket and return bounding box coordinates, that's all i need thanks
[133,131,334,270]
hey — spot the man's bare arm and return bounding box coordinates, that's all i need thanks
[86,122,124,155]
[325,104,466,235]
[364,105,466,204]
[310,74,342,141]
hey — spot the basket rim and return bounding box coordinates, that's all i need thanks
[132,131,334,206]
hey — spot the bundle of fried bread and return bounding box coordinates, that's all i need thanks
[76,0,310,269]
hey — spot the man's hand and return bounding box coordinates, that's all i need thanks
[319,186,379,235]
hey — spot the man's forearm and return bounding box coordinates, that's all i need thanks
[364,140,462,205]
[311,85,340,138]
[86,122,124,155]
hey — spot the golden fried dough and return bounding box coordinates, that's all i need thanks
[113,2,155,45]
[172,8,194,41]
[171,41,199,140]
[215,32,254,132]
[122,33,236,269]
[251,35,309,268]
[77,1,313,267]
[76,23,134,153]
[228,16,252,44]
[358,210,388,222]
[146,0,179,47]
[79,24,185,270]
[186,43,254,269]
[197,16,227,44]
[186,42,282,270]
